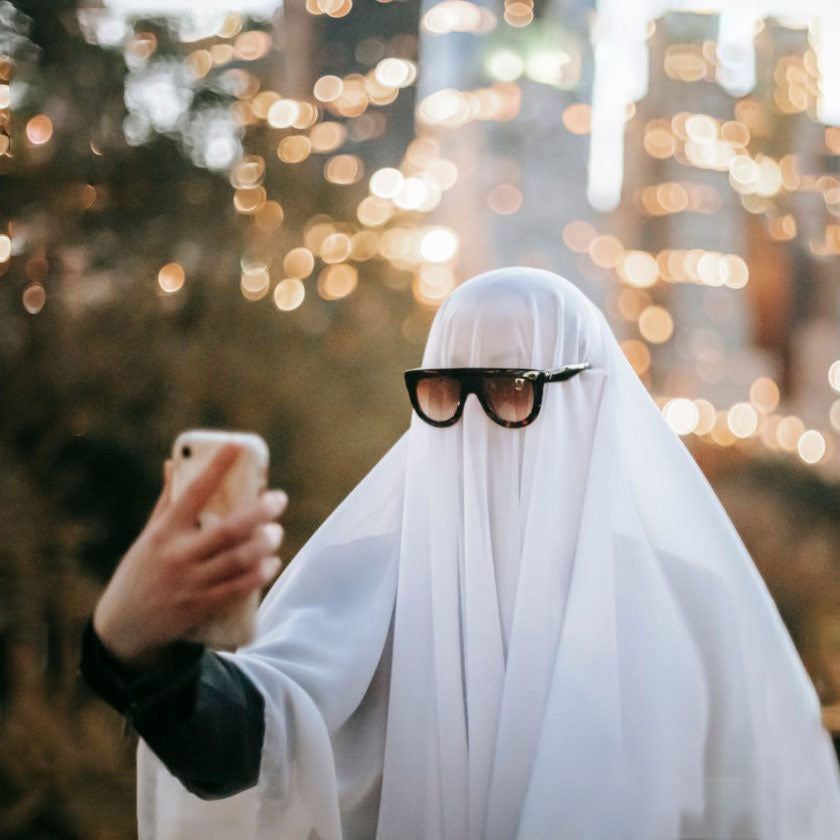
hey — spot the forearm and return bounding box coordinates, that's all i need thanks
[78,614,265,800]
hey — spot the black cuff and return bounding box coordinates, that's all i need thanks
[78,614,205,719]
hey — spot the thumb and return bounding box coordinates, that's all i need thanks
[149,459,174,522]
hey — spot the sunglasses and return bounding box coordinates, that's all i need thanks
[404,363,592,428]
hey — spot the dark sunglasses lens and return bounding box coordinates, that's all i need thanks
[480,375,535,423]
[415,376,462,422]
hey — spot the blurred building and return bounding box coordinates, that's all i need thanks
[416,0,840,476]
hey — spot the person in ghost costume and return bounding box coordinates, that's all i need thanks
[79,266,840,840]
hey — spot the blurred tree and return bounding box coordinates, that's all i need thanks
[0,0,422,835]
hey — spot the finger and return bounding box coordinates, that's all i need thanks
[169,443,242,526]
[187,491,288,560]
[202,556,281,612]
[192,523,284,588]
[261,487,288,517]
[149,460,174,522]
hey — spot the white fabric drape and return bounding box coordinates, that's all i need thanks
[137,266,840,839]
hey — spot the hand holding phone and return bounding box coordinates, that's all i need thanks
[170,430,272,649]
[93,432,285,667]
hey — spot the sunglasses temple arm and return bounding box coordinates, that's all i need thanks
[546,363,592,381]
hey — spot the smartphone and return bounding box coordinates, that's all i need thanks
[171,429,270,651]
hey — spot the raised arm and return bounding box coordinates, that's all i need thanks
[79,445,286,799]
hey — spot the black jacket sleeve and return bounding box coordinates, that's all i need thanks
[77,614,265,800]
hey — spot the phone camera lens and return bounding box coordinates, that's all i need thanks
[182,445,192,458]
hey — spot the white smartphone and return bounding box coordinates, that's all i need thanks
[170,429,271,651]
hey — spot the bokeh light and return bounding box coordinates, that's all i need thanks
[273,277,306,310]
[283,247,315,279]
[158,262,185,294]
[26,115,53,145]
[638,305,673,343]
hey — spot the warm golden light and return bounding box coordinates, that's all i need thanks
[828,360,840,393]
[638,305,673,343]
[486,183,522,215]
[422,0,496,35]
[283,247,315,279]
[685,114,717,144]
[241,265,270,301]
[621,250,658,288]
[393,177,429,210]
[664,44,707,82]
[0,234,11,262]
[26,115,53,145]
[267,99,300,128]
[158,262,185,294]
[304,221,336,254]
[230,156,265,189]
[210,44,236,66]
[644,121,676,159]
[693,399,716,435]
[504,2,533,27]
[374,58,416,88]
[487,49,523,83]
[710,411,737,446]
[273,278,305,311]
[721,254,749,289]
[562,220,596,253]
[320,232,353,264]
[588,235,624,268]
[335,76,369,117]
[759,414,782,450]
[293,102,319,129]
[325,154,363,184]
[357,195,394,227]
[426,159,458,190]
[727,402,758,438]
[314,75,344,102]
[664,398,700,435]
[278,135,312,163]
[419,228,458,262]
[776,415,806,452]
[216,12,243,38]
[234,30,273,61]
[616,289,649,321]
[720,120,750,147]
[22,284,46,314]
[830,399,840,433]
[310,121,347,152]
[186,49,213,79]
[251,91,281,119]
[413,264,455,306]
[318,264,358,299]
[797,429,826,464]
[370,167,404,198]
[749,377,780,413]
[350,230,379,261]
[562,103,591,135]
[233,186,267,214]
[254,201,285,232]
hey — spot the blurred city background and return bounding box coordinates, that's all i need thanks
[2,0,840,836]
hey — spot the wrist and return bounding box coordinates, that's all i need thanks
[93,602,164,672]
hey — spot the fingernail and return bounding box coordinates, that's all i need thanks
[264,522,283,546]
[262,556,281,576]
[265,491,288,513]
